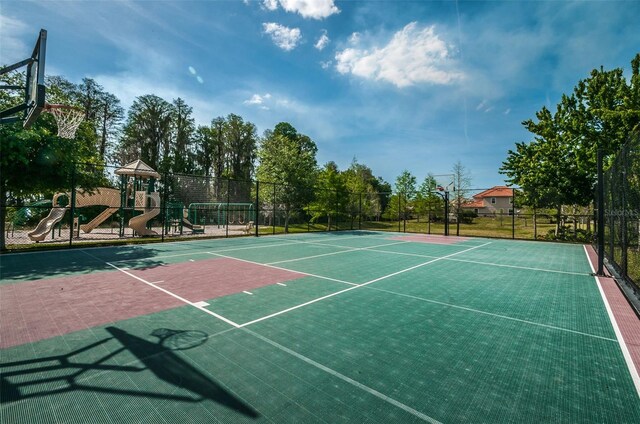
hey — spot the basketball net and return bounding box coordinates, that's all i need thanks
[44,104,84,139]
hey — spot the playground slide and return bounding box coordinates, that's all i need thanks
[80,207,119,233]
[129,193,160,236]
[28,207,68,242]
[182,217,204,233]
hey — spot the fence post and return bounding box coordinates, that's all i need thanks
[597,148,605,276]
[225,178,230,238]
[512,188,516,240]
[397,194,401,232]
[255,180,259,237]
[273,184,276,235]
[69,163,77,247]
[444,191,449,236]
[359,193,362,230]
[161,172,167,242]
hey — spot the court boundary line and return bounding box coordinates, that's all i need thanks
[366,247,592,277]
[80,247,241,328]
[365,286,617,342]
[583,245,640,398]
[267,240,410,265]
[206,251,357,286]
[103,261,241,328]
[243,328,441,423]
[236,242,492,327]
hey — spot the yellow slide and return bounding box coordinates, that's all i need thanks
[129,192,160,236]
[28,207,68,242]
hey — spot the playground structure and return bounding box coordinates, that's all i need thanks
[27,160,164,242]
[27,188,120,242]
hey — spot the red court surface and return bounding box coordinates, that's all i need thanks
[585,245,640,377]
[0,257,304,348]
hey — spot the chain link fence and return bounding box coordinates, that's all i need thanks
[601,133,640,290]
[2,163,594,251]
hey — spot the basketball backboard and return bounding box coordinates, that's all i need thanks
[24,29,47,128]
[0,29,47,128]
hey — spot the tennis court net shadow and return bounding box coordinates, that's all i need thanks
[1,327,259,419]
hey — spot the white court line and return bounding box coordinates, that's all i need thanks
[206,252,357,286]
[366,247,592,276]
[103,261,241,328]
[277,283,287,287]
[105,240,298,264]
[366,286,616,342]
[243,291,253,295]
[267,241,410,265]
[583,245,640,398]
[238,242,492,327]
[244,328,441,424]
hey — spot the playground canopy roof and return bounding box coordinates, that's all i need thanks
[115,160,160,179]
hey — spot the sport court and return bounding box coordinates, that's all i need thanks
[1,231,639,423]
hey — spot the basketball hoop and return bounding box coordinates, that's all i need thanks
[44,104,84,138]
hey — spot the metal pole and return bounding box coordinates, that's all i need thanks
[512,188,516,239]
[225,178,230,238]
[273,184,276,235]
[444,191,449,236]
[396,194,400,232]
[358,193,362,230]
[161,172,167,242]
[255,180,259,237]
[69,163,77,247]
[597,148,605,276]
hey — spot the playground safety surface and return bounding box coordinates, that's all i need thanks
[1,231,639,423]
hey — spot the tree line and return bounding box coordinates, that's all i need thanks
[500,53,640,231]
[0,72,470,245]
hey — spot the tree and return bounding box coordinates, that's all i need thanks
[452,161,472,235]
[311,161,348,230]
[117,95,174,171]
[94,92,124,163]
[224,114,257,201]
[415,173,443,222]
[394,170,417,220]
[343,158,383,223]
[501,54,640,236]
[171,98,196,174]
[0,74,103,250]
[256,123,318,232]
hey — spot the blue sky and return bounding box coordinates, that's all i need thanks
[2,0,639,188]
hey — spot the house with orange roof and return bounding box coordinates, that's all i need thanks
[461,186,515,216]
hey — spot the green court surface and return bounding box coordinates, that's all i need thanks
[1,231,639,423]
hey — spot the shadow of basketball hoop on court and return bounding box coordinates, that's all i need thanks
[0,327,259,419]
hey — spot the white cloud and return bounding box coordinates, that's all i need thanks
[0,15,30,64]
[244,93,272,110]
[262,0,279,11]
[196,76,204,84]
[476,100,487,111]
[335,22,463,88]
[266,0,340,20]
[262,22,302,51]
[320,60,332,69]
[504,108,511,115]
[315,30,330,50]
[188,66,197,75]
[349,32,360,45]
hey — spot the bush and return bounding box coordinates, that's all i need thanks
[544,225,592,243]
[459,210,477,224]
